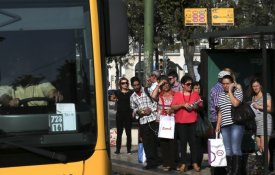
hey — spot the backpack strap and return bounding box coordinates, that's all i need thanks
[144,87,153,103]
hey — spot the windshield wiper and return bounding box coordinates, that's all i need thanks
[0,140,67,163]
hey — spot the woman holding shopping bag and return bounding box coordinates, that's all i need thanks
[216,75,244,175]
[151,75,176,172]
[171,75,202,172]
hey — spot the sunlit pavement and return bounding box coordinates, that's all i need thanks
[111,145,211,175]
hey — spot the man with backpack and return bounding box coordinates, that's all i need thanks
[130,76,159,170]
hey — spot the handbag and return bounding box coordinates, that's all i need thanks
[208,132,227,167]
[138,143,146,163]
[231,102,255,124]
[158,114,175,139]
[196,115,213,138]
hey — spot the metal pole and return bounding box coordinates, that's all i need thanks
[261,36,268,175]
[144,0,154,85]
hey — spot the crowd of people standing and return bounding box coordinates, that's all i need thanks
[109,68,273,174]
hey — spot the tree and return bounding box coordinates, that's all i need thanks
[126,0,275,81]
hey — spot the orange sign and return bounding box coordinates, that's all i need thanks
[184,8,207,26]
[211,8,234,26]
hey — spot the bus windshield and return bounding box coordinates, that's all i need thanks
[0,0,96,167]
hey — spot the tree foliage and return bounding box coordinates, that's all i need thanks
[125,0,275,80]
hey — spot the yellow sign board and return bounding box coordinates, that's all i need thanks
[184,8,207,26]
[211,8,234,26]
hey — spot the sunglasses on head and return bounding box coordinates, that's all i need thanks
[121,82,128,85]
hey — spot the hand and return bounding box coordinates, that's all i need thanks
[48,89,63,103]
[215,125,220,133]
[252,103,262,110]
[165,109,174,115]
[183,103,192,111]
[158,80,166,87]
[143,107,152,115]
[229,83,235,92]
[9,98,20,107]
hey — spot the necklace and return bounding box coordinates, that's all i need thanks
[183,92,191,103]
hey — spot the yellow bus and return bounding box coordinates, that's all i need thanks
[0,0,128,174]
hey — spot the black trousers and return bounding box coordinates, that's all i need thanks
[160,138,176,168]
[176,123,198,164]
[116,111,132,152]
[139,121,159,166]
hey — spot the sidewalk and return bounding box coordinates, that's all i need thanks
[111,145,211,175]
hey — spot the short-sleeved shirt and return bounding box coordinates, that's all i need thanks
[217,89,243,127]
[0,83,56,106]
[171,91,201,124]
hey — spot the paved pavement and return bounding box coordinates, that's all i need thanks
[108,103,211,174]
[111,145,211,175]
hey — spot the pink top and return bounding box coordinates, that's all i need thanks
[171,91,201,124]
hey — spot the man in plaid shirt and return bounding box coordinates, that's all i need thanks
[130,76,159,170]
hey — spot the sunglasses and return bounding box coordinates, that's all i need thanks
[121,82,128,85]
[185,83,193,86]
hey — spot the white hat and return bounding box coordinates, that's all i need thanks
[218,70,231,79]
[151,70,160,78]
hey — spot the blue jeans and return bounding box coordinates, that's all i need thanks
[221,124,244,156]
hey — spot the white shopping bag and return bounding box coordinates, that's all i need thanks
[208,132,227,167]
[158,115,175,139]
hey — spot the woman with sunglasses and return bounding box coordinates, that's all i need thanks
[151,75,175,171]
[171,75,202,172]
[110,77,133,154]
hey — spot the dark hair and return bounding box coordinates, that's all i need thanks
[180,75,193,84]
[222,75,234,83]
[158,75,169,82]
[130,76,140,85]
[167,71,179,80]
[158,75,170,90]
[193,81,200,87]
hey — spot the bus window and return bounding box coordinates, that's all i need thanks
[0,0,128,173]
[0,0,96,168]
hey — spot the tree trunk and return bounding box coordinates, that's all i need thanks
[182,40,195,80]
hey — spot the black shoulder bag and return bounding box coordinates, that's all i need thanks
[231,102,256,124]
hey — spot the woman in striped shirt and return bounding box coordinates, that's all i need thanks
[216,75,244,175]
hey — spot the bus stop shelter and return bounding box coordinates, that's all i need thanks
[191,25,275,175]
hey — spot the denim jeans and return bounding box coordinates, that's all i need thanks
[221,124,244,156]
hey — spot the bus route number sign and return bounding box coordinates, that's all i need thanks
[49,114,64,132]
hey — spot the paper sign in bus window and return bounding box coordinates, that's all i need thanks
[56,103,77,131]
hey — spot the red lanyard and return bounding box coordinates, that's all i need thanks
[160,95,166,115]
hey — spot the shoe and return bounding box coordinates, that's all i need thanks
[192,163,200,172]
[127,152,132,155]
[114,150,120,154]
[142,164,158,170]
[163,166,171,171]
[176,164,187,172]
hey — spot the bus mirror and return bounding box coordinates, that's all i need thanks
[104,0,129,56]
